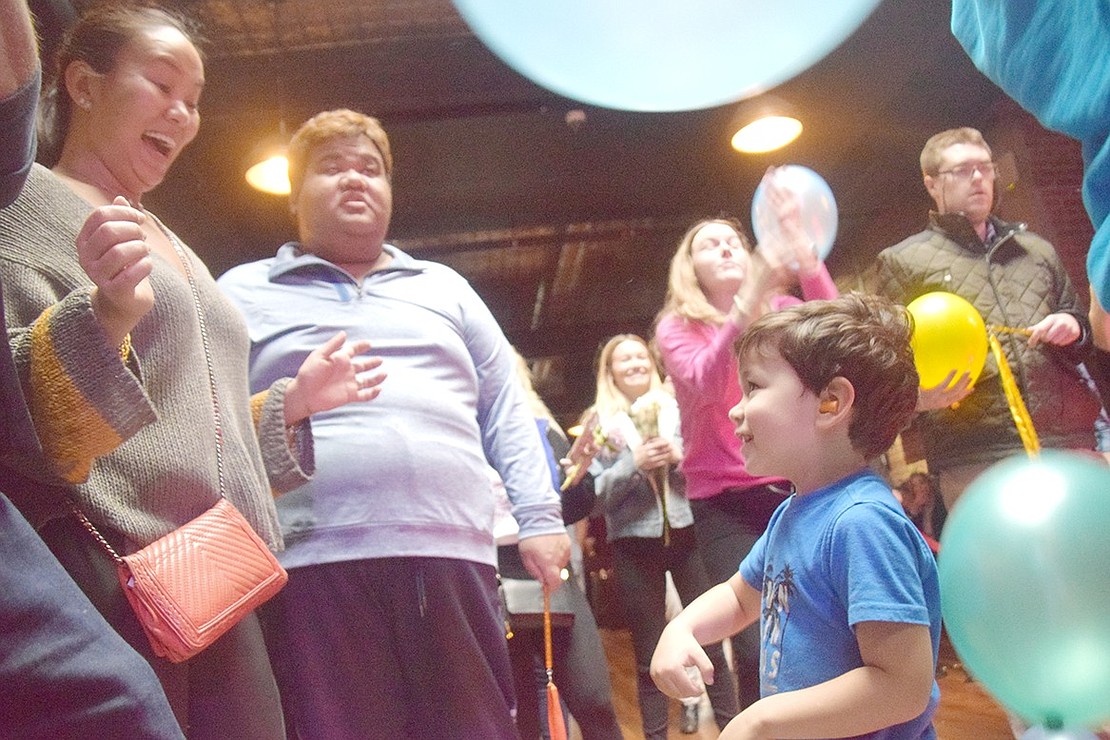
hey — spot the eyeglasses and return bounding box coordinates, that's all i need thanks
[936,161,996,181]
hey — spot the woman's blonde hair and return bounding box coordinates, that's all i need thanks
[511,348,565,441]
[658,217,752,325]
[590,334,665,421]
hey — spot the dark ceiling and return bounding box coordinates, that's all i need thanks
[42,0,1009,422]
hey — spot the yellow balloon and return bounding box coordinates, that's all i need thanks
[906,292,988,390]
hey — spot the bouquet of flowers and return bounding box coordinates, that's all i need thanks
[561,412,619,491]
[629,390,672,546]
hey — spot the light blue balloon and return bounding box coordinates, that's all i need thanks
[450,0,884,112]
[939,451,1110,729]
[750,165,838,260]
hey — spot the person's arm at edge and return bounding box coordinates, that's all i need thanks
[9,287,154,484]
[465,304,566,585]
[0,0,39,209]
[0,0,37,97]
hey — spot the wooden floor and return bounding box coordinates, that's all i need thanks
[574,627,1014,739]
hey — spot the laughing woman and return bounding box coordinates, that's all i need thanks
[0,5,381,736]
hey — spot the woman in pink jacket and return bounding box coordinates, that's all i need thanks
[654,171,838,708]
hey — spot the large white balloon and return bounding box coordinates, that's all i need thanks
[451,0,884,112]
[751,165,838,260]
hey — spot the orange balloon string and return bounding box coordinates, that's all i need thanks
[543,589,553,670]
[543,588,568,740]
[988,332,1040,457]
[546,681,567,740]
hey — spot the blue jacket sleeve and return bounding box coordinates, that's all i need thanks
[0,67,38,209]
[951,0,1110,309]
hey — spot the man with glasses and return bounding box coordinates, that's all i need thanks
[950,0,1110,456]
[871,127,1102,512]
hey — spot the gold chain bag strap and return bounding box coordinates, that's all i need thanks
[74,222,287,663]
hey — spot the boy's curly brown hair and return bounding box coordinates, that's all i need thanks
[735,292,920,460]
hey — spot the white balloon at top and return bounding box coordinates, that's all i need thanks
[451,0,884,112]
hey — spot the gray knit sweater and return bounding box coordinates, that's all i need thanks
[0,164,307,549]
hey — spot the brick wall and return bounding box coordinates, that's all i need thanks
[986,98,1095,307]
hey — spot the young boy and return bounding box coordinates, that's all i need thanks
[651,293,942,739]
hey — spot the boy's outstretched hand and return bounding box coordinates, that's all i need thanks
[650,619,715,700]
[284,331,386,425]
[653,576,761,706]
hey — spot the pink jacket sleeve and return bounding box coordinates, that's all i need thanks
[656,314,742,397]
[770,263,839,310]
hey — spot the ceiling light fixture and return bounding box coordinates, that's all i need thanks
[245,127,290,195]
[731,114,803,153]
[729,97,804,154]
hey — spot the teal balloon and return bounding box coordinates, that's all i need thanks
[1021,727,1100,740]
[450,0,883,112]
[939,451,1110,729]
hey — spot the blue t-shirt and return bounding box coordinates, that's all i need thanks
[739,470,942,739]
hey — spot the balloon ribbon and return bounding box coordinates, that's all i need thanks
[644,471,671,547]
[988,331,1040,457]
[988,323,1032,337]
[543,589,568,740]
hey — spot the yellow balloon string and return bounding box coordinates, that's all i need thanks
[987,323,1032,338]
[987,331,1040,458]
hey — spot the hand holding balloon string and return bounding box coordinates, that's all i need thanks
[917,315,1080,413]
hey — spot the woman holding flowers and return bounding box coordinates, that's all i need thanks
[587,334,737,738]
[653,168,838,710]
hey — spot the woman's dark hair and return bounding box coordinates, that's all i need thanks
[37,3,205,165]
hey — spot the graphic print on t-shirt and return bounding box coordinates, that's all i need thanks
[760,562,795,695]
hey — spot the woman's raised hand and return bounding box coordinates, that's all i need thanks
[755,167,820,276]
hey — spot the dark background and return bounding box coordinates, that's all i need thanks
[32,0,1094,426]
